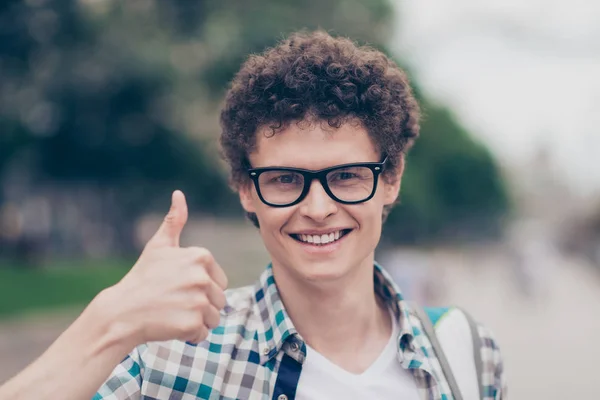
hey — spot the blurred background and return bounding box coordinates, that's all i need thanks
[0,0,599,398]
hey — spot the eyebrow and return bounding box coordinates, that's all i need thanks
[249,160,380,171]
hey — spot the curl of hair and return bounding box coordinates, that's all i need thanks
[219,30,421,225]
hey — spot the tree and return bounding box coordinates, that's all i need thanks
[0,0,510,256]
[382,102,509,245]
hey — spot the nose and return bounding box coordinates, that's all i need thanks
[298,179,338,221]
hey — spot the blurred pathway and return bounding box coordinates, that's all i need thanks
[433,246,600,400]
[1,243,599,399]
[0,312,77,383]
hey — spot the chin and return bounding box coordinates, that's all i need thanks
[268,229,373,284]
[290,258,357,283]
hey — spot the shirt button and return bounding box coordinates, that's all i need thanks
[278,395,288,400]
[290,342,300,352]
[262,347,270,355]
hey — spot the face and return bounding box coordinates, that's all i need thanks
[239,120,401,285]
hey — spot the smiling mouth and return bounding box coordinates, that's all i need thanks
[289,229,353,246]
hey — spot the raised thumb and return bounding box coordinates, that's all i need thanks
[148,190,188,248]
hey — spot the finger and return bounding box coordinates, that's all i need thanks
[204,259,229,291]
[203,305,221,329]
[203,279,227,310]
[185,326,208,344]
[148,190,188,248]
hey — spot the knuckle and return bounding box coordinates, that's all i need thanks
[163,210,176,224]
[192,271,211,288]
[206,309,221,329]
[205,318,220,330]
[221,275,229,289]
[185,247,202,260]
[187,247,213,264]
[215,291,227,310]
[191,293,209,309]
[190,327,209,344]
[188,318,209,339]
[180,314,203,336]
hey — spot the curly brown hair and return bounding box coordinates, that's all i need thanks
[219,30,420,225]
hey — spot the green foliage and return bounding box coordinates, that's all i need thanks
[198,0,393,95]
[0,0,240,219]
[0,260,130,318]
[0,0,509,248]
[383,103,509,244]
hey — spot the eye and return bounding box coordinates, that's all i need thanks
[329,171,359,182]
[327,167,372,185]
[337,172,356,180]
[277,174,298,184]
[267,173,302,185]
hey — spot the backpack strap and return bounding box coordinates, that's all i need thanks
[456,307,484,399]
[412,303,464,400]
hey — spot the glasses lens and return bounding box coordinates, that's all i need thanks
[326,166,375,202]
[257,170,305,205]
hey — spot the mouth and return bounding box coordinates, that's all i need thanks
[289,229,353,246]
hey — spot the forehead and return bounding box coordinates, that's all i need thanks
[249,120,379,169]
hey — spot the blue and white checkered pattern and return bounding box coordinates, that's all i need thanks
[94,264,505,399]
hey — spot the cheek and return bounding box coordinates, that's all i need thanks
[358,203,384,242]
[345,201,382,228]
[254,204,295,232]
[348,199,385,237]
[368,189,388,213]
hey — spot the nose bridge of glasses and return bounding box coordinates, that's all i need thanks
[303,171,337,204]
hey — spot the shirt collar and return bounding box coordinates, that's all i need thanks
[253,264,298,365]
[252,262,432,370]
[372,262,433,372]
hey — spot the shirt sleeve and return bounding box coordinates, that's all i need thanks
[92,346,144,400]
[477,324,507,400]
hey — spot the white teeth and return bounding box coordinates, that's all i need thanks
[295,230,347,245]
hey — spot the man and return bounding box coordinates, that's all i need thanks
[0,31,504,400]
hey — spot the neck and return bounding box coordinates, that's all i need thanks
[272,258,392,371]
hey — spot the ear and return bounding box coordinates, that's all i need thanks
[239,182,257,213]
[382,158,404,205]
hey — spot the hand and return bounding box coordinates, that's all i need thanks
[100,190,229,346]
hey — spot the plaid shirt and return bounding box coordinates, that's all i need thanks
[94,264,505,400]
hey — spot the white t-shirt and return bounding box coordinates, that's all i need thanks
[295,313,421,400]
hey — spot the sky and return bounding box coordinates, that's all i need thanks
[391,0,600,197]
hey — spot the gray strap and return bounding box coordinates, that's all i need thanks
[413,304,464,400]
[458,307,484,399]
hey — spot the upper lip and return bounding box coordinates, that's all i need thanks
[290,228,352,235]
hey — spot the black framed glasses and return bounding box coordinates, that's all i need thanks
[247,157,387,207]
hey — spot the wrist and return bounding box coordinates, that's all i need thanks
[83,286,139,358]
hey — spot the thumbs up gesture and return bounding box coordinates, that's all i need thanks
[101,190,228,346]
